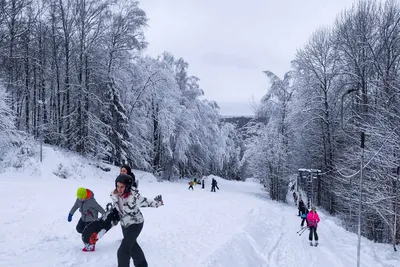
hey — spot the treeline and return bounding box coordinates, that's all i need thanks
[246,0,400,248]
[0,0,245,181]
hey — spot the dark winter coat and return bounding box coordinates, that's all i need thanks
[300,206,308,217]
[298,200,305,210]
[69,189,106,222]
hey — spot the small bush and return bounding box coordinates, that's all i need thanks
[53,163,70,179]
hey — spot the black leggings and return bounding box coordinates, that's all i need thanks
[309,226,319,241]
[76,219,90,234]
[118,222,148,267]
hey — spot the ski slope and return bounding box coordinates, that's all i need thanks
[0,146,399,267]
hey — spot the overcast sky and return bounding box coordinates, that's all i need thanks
[139,0,355,116]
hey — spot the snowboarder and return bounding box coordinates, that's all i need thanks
[211,178,219,192]
[188,181,194,190]
[111,174,164,267]
[307,207,320,246]
[68,187,106,251]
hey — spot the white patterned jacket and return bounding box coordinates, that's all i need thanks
[110,188,162,227]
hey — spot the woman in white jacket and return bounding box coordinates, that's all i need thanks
[111,174,163,267]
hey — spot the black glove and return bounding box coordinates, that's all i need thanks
[154,195,162,202]
[110,208,120,220]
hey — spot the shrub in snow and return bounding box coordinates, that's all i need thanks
[53,163,71,179]
[12,142,38,169]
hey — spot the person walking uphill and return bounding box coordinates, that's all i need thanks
[188,181,194,190]
[111,174,164,267]
[298,198,305,216]
[211,178,219,192]
[68,187,106,251]
[293,191,298,205]
[307,207,320,246]
[299,205,308,227]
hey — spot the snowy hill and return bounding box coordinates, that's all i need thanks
[0,145,399,267]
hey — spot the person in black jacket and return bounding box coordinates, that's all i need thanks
[298,199,305,216]
[211,178,219,192]
[120,164,137,188]
[299,205,309,227]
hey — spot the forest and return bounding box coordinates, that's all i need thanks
[0,0,246,181]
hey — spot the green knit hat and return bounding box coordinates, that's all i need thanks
[77,187,87,199]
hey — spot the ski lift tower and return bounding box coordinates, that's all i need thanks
[298,169,322,209]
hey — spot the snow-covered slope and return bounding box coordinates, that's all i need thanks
[0,145,399,267]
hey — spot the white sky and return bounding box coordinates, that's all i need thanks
[139,0,355,116]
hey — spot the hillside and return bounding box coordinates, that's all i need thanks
[0,145,399,267]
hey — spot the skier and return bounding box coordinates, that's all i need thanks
[299,205,308,227]
[68,187,106,251]
[293,191,298,205]
[111,174,164,267]
[211,178,219,192]
[307,207,320,246]
[298,198,305,216]
[188,181,194,190]
[201,179,205,189]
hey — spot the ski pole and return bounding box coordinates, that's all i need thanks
[299,227,308,236]
[296,227,306,234]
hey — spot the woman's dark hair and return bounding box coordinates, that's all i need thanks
[121,164,137,188]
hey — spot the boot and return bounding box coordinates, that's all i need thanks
[82,244,95,252]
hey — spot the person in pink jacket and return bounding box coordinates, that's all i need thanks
[307,207,320,246]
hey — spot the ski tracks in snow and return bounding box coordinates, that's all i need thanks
[265,216,286,266]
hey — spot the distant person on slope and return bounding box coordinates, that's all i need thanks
[68,187,106,251]
[188,181,194,190]
[211,178,219,192]
[307,207,320,246]
[293,191,298,205]
[111,174,164,267]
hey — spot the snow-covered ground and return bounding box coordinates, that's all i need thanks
[0,145,399,267]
